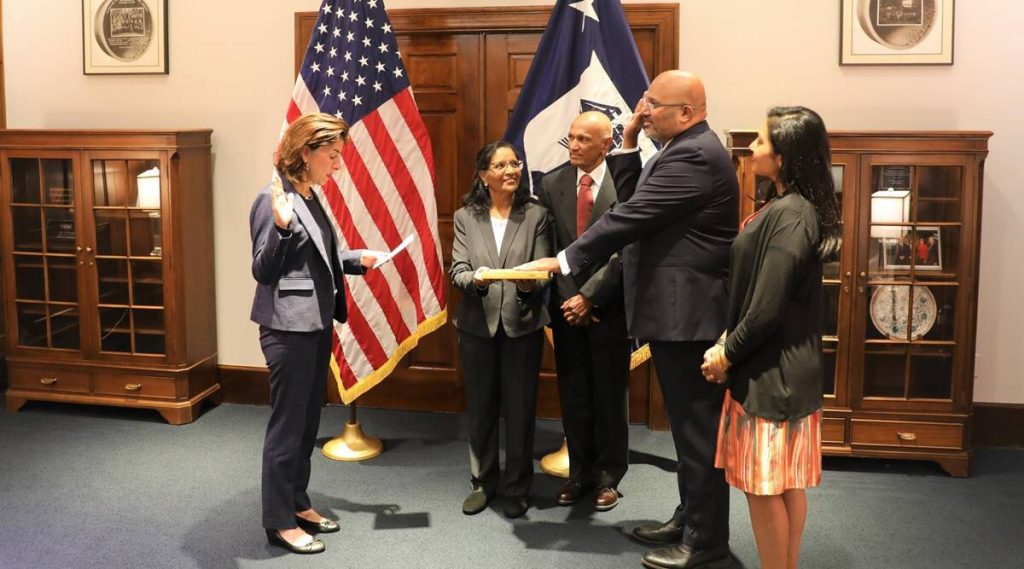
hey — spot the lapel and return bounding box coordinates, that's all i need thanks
[498,206,525,267]
[588,169,616,227]
[552,168,578,241]
[284,176,333,277]
[475,212,500,268]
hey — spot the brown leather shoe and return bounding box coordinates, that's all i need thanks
[593,486,620,511]
[557,480,589,506]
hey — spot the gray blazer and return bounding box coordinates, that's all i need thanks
[250,176,365,332]
[450,201,552,339]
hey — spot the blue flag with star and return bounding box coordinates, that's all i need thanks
[503,0,656,190]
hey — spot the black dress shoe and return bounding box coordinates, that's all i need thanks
[265,529,326,555]
[502,496,529,518]
[641,544,732,569]
[295,515,340,533]
[462,487,491,515]
[633,519,685,544]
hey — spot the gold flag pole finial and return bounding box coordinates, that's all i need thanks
[322,402,383,462]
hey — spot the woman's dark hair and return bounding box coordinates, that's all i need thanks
[461,141,531,216]
[765,106,842,261]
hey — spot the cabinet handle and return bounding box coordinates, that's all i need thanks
[76,246,83,252]
[40,377,58,385]
[125,383,142,392]
[85,246,93,253]
[857,286,865,294]
[842,286,850,293]
[859,271,867,279]
[897,431,917,442]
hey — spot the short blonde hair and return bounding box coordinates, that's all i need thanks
[275,113,349,184]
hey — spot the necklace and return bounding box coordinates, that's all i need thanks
[298,191,314,201]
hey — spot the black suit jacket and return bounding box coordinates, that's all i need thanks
[450,201,552,339]
[250,175,365,332]
[565,121,738,342]
[535,164,626,343]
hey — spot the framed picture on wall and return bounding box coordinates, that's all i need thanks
[82,0,168,75]
[840,0,955,65]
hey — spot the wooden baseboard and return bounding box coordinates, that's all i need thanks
[216,365,1024,447]
[973,403,1024,448]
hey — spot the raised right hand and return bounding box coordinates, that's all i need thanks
[271,180,294,230]
[621,93,647,150]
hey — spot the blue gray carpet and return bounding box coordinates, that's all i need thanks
[1,399,1021,568]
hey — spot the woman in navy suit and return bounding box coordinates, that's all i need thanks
[250,113,377,554]
[450,141,551,519]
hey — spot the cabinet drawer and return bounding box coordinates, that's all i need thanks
[93,375,176,399]
[822,418,847,445]
[850,420,963,450]
[9,366,91,393]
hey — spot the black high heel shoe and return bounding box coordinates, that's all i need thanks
[265,529,326,554]
[295,515,340,533]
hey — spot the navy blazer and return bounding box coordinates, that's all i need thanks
[450,201,552,339]
[250,176,365,332]
[565,121,739,342]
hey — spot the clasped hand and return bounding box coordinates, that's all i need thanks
[701,344,729,384]
[562,294,597,326]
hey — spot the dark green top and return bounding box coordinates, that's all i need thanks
[723,192,824,421]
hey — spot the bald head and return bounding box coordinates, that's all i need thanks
[567,111,613,172]
[642,70,708,142]
[572,111,613,137]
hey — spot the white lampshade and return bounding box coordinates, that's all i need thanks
[870,188,910,239]
[136,167,161,209]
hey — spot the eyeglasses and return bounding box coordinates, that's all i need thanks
[487,160,523,171]
[641,98,701,113]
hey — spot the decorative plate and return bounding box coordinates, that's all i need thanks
[869,284,937,340]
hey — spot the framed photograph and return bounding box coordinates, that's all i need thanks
[82,0,168,75]
[882,226,943,271]
[840,0,955,65]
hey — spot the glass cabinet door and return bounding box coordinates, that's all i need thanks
[90,157,166,356]
[858,159,963,407]
[821,157,857,405]
[7,157,83,351]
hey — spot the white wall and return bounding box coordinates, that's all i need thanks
[4,0,1020,404]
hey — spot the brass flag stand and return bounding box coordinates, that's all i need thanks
[322,402,382,462]
[540,438,570,478]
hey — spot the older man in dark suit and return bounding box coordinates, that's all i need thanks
[519,71,738,569]
[535,112,631,512]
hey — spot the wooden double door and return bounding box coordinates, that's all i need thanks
[295,5,678,427]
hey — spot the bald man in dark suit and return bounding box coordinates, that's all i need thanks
[535,112,631,512]
[519,71,738,569]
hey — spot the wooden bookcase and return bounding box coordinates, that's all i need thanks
[0,130,219,424]
[728,130,991,476]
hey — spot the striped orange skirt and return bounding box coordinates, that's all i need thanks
[714,390,822,496]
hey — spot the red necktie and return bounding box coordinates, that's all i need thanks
[576,174,594,237]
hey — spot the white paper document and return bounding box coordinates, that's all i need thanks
[369,234,416,269]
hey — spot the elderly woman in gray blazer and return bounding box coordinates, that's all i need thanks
[451,141,552,519]
[250,113,376,555]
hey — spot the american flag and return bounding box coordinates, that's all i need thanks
[283,0,446,403]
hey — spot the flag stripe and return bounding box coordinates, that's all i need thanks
[322,176,413,346]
